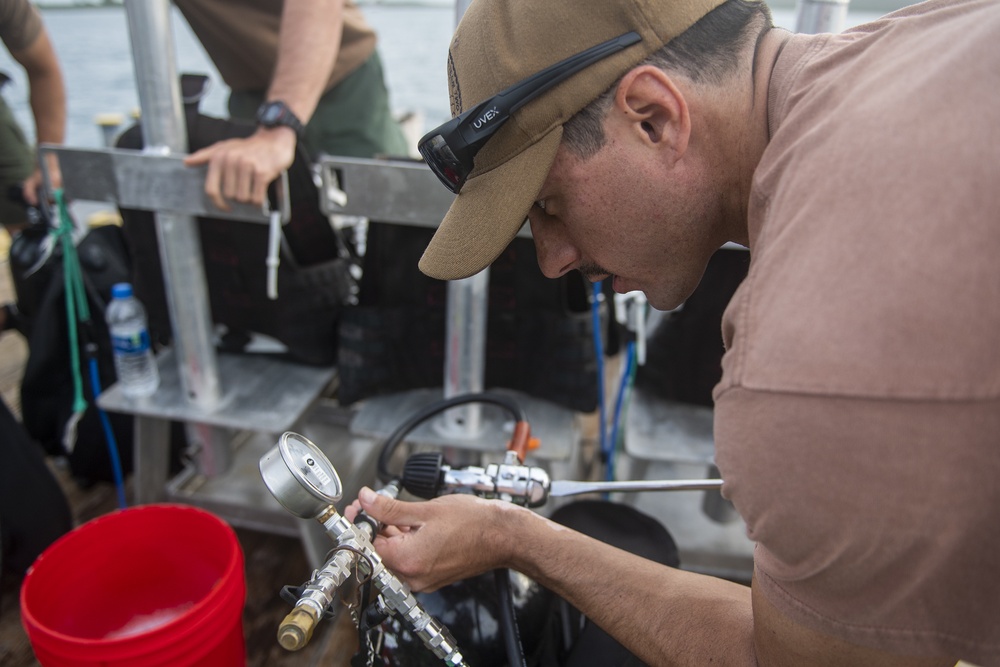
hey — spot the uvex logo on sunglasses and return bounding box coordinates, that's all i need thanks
[473,106,501,129]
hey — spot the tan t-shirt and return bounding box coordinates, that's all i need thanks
[172,0,376,94]
[0,0,42,53]
[713,0,1000,663]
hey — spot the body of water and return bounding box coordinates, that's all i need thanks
[1,2,889,150]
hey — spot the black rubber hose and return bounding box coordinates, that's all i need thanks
[494,568,528,667]
[375,391,527,483]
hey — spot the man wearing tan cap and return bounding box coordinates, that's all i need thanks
[351,0,1000,664]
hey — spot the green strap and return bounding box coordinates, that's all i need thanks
[52,189,88,415]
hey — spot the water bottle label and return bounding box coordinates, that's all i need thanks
[111,329,151,355]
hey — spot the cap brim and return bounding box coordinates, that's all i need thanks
[419,128,563,281]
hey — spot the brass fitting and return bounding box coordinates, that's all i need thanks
[277,606,319,651]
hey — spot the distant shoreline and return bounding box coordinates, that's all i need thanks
[34,0,919,13]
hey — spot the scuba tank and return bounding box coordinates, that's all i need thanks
[6,191,130,339]
[6,190,56,333]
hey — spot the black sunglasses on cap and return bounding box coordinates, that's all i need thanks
[418,31,643,194]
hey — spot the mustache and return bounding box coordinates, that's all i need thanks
[577,263,611,282]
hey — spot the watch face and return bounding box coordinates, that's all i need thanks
[262,104,283,124]
[258,101,303,138]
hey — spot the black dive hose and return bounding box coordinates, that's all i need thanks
[376,392,527,483]
[494,568,528,667]
[375,392,529,667]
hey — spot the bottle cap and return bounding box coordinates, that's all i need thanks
[111,283,133,299]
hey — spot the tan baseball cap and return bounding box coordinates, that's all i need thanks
[417,0,728,281]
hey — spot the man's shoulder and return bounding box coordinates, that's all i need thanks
[0,0,42,53]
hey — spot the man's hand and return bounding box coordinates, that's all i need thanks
[21,168,47,207]
[183,126,297,211]
[348,486,515,592]
[22,152,61,206]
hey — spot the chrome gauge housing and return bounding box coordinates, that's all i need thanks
[259,432,343,519]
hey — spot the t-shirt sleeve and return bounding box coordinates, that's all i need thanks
[0,0,42,55]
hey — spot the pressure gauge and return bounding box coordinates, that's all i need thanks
[260,432,343,519]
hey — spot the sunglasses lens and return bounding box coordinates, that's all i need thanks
[419,134,466,194]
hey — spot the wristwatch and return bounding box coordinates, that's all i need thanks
[256,100,305,140]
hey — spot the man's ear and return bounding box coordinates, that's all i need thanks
[614,66,691,160]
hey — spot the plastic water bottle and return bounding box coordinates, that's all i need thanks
[106,282,160,397]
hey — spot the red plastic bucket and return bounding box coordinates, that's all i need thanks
[20,504,246,666]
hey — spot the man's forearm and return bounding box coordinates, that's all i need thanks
[267,0,346,125]
[359,490,956,667]
[29,67,65,148]
[504,507,757,666]
[16,27,66,147]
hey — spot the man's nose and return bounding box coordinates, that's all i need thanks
[528,215,580,279]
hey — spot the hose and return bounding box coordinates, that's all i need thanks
[54,189,127,508]
[494,568,528,667]
[590,282,608,466]
[607,339,636,486]
[87,356,127,509]
[376,391,527,483]
[374,391,529,667]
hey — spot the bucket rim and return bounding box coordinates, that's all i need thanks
[20,503,244,652]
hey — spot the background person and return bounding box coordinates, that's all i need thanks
[178,0,408,211]
[0,0,65,233]
[0,0,66,338]
[351,0,1000,665]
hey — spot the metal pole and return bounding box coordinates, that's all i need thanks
[439,0,488,440]
[123,0,220,411]
[440,273,488,435]
[794,0,851,34]
[124,0,230,478]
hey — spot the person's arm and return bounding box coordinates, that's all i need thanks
[183,0,345,210]
[9,22,66,206]
[354,489,957,667]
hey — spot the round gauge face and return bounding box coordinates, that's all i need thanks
[279,433,343,504]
